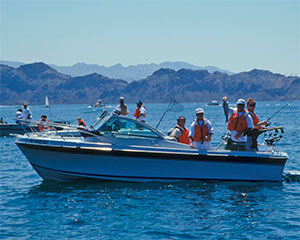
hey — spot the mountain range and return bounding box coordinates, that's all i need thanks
[0,60,234,81]
[0,62,299,105]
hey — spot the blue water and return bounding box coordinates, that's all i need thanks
[1,102,300,239]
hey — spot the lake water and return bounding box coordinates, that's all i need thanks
[1,102,299,239]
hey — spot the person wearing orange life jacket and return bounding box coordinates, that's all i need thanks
[189,108,213,150]
[224,97,254,143]
[247,98,267,130]
[170,116,190,145]
[133,101,146,122]
[39,115,50,132]
[77,117,87,129]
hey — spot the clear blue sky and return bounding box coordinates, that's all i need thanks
[0,0,299,76]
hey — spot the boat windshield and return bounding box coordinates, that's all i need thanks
[98,116,162,138]
[91,111,111,130]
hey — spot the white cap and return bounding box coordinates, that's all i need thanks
[236,99,246,105]
[119,96,124,100]
[195,108,204,114]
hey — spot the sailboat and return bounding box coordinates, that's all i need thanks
[44,96,50,108]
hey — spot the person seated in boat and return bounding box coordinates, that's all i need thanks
[15,109,23,124]
[113,96,129,116]
[247,98,267,130]
[133,101,146,122]
[77,117,87,129]
[39,115,50,132]
[189,108,213,150]
[223,97,254,149]
[0,117,3,124]
[170,116,190,145]
[23,103,32,120]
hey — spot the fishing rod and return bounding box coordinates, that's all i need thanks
[155,99,184,129]
[156,99,175,129]
[266,98,297,122]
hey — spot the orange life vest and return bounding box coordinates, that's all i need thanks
[133,108,140,117]
[39,120,49,131]
[248,111,261,130]
[227,110,248,132]
[194,119,211,142]
[79,119,86,127]
[175,125,190,145]
[133,106,146,118]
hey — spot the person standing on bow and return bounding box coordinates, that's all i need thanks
[170,116,190,145]
[189,108,213,150]
[113,96,129,116]
[133,101,146,122]
[247,98,267,130]
[224,97,253,143]
[23,103,32,120]
[15,109,23,124]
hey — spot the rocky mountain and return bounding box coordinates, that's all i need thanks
[0,62,299,105]
[0,60,234,81]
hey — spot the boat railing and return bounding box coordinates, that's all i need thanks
[19,119,110,141]
[215,126,285,152]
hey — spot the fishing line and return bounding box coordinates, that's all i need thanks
[266,97,297,122]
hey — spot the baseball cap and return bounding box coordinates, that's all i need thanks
[236,99,246,105]
[195,108,204,114]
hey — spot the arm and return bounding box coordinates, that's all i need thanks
[188,123,195,148]
[170,128,182,139]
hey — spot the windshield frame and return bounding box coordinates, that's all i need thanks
[93,113,165,139]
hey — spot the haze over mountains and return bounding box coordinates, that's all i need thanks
[0,60,234,81]
[0,62,299,105]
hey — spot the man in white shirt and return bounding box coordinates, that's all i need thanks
[23,104,32,120]
[189,108,214,150]
[224,97,253,143]
[16,109,23,124]
[133,101,146,122]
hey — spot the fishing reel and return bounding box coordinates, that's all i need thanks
[263,127,284,145]
[222,132,231,141]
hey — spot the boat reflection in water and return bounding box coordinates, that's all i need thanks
[15,111,288,182]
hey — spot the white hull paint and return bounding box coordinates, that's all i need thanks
[15,113,288,183]
[17,144,286,182]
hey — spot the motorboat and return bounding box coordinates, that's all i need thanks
[0,123,38,137]
[0,120,71,137]
[15,112,288,182]
[207,100,220,106]
[88,99,105,108]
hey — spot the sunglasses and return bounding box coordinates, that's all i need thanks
[248,104,256,107]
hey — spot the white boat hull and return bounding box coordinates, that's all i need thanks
[17,142,287,182]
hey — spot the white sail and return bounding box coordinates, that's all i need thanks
[45,96,50,107]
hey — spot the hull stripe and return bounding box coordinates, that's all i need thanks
[17,143,287,166]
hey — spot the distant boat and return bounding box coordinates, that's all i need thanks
[88,99,105,108]
[0,123,39,137]
[44,96,50,108]
[207,100,220,106]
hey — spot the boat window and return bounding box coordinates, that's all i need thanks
[99,116,161,138]
[91,111,110,129]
